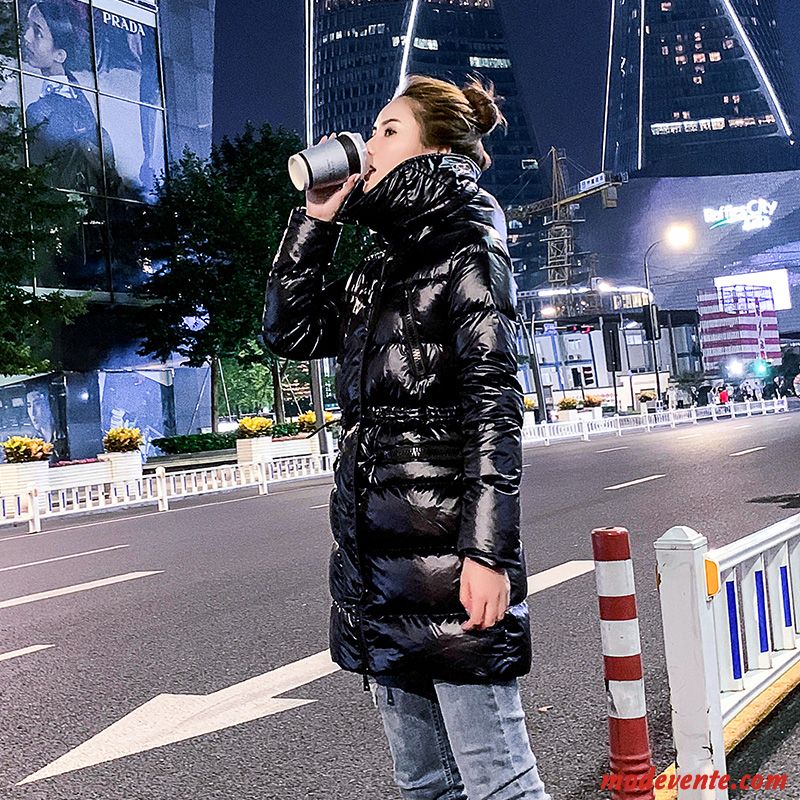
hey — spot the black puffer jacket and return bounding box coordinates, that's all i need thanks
[263,154,530,683]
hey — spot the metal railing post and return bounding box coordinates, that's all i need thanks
[27,485,41,534]
[155,467,169,512]
[654,526,727,799]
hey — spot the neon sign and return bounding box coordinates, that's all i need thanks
[703,198,778,232]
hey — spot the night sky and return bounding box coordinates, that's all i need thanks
[213,1,800,176]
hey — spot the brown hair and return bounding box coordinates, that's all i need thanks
[397,75,507,171]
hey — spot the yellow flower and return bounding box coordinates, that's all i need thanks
[2,435,54,463]
[103,427,144,453]
[237,416,274,439]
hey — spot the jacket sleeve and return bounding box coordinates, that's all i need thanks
[448,243,524,570]
[262,208,346,360]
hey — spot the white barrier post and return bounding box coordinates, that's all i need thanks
[690,406,698,425]
[654,526,727,799]
[729,402,736,419]
[760,399,767,415]
[614,415,622,437]
[669,410,676,429]
[27,485,41,534]
[543,423,551,447]
[155,467,169,512]
[581,419,590,442]
[256,460,270,496]
[784,396,789,412]
[643,411,651,432]
[710,404,717,422]
[745,400,752,417]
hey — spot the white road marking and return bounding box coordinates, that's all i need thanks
[523,464,531,468]
[678,433,702,440]
[20,559,594,784]
[527,560,594,596]
[596,446,629,453]
[733,424,752,429]
[604,474,666,491]
[0,544,129,573]
[730,446,766,457]
[310,504,328,509]
[0,644,54,663]
[0,571,162,609]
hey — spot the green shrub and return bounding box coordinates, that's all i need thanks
[151,432,237,455]
[272,421,301,438]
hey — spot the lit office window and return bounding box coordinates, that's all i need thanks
[469,56,511,69]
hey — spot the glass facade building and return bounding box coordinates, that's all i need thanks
[309,0,543,209]
[1,0,215,297]
[0,0,215,459]
[603,0,798,177]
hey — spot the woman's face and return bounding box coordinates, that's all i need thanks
[363,97,449,193]
[24,5,66,75]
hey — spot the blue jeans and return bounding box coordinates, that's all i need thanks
[371,678,552,800]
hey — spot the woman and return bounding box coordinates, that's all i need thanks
[264,76,551,800]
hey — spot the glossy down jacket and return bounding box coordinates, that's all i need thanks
[263,154,530,683]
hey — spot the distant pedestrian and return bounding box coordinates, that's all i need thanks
[264,75,550,799]
[719,386,729,404]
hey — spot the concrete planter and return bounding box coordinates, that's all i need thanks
[236,437,273,465]
[0,461,50,510]
[97,451,143,485]
[578,407,603,420]
[49,461,112,491]
[271,435,321,459]
[556,408,580,422]
[523,410,538,428]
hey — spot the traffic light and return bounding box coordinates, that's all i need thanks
[642,304,661,341]
[581,325,593,334]
[753,359,770,377]
[602,321,622,372]
[581,365,596,387]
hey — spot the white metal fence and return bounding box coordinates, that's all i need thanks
[521,397,788,446]
[654,512,800,798]
[2,454,336,534]
[0,397,789,536]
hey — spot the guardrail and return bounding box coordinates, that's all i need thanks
[2,454,336,534]
[0,397,790,536]
[521,397,788,446]
[654,513,800,798]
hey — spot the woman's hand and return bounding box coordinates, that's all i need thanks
[460,557,511,631]
[305,134,360,222]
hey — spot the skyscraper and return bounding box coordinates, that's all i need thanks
[308,0,543,209]
[602,0,798,177]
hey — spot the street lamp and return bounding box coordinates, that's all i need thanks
[643,223,694,401]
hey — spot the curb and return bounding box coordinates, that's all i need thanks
[653,660,800,799]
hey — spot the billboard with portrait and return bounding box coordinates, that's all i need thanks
[17,0,164,200]
[92,0,164,199]
[0,375,68,462]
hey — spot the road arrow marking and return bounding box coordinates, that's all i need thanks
[18,560,595,784]
[0,571,162,609]
[0,644,54,663]
[18,650,340,785]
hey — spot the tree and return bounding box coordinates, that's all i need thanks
[0,8,86,375]
[137,123,371,430]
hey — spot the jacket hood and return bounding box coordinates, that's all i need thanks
[338,153,482,245]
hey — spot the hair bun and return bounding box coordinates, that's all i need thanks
[462,78,505,136]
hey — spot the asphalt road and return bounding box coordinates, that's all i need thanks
[1,409,799,800]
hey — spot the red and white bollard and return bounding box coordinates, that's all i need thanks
[592,527,654,800]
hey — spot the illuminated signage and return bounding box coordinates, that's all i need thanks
[714,268,792,311]
[703,198,778,232]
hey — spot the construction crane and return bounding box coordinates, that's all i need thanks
[507,147,624,287]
